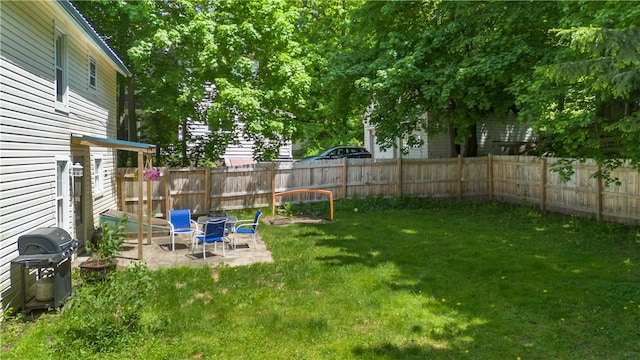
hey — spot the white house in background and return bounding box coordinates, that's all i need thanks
[364,114,535,159]
[187,120,293,166]
[0,0,136,311]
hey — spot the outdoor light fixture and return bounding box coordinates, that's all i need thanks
[71,162,83,177]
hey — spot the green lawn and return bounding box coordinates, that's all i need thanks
[2,200,639,359]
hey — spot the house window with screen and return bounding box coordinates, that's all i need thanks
[55,159,70,229]
[94,157,104,196]
[55,26,68,111]
[88,55,97,92]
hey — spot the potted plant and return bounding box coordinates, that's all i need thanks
[80,215,128,280]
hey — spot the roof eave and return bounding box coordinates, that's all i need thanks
[56,0,132,77]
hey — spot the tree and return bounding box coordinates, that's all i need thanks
[77,0,313,166]
[73,0,159,166]
[289,0,367,157]
[516,1,640,181]
[329,1,561,156]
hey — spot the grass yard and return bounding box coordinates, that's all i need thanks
[2,199,639,359]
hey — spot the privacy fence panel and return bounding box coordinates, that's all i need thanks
[543,158,599,218]
[461,157,490,200]
[118,168,168,217]
[601,162,640,224]
[119,155,640,225]
[210,164,273,210]
[401,158,458,199]
[492,156,545,206]
[347,158,397,198]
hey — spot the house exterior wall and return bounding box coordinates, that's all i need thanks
[187,121,293,166]
[365,115,534,160]
[0,1,123,311]
[365,121,451,160]
[477,116,535,155]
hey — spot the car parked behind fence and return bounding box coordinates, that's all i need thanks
[296,146,372,162]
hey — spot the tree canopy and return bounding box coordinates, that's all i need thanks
[329,1,561,155]
[76,0,640,176]
[517,1,640,179]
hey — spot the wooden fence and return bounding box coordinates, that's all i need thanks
[117,155,640,226]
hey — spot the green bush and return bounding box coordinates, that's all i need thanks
[53,263,156,354]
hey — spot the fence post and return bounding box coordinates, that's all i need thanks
[488,154,493,201]
[540,158,547,211]
[117,168,125,211]
[204,167,211,214]
[397,156,402,197]
[163,167,170,218]
[342,158,348,199]
[271,161,276,213]
[457,155,463,200]
[137,152,144,260]
[146,178,152,245]
[596,164,602,221]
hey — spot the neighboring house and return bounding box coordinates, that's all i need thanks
[187,120,293,166]
[0,0,136,311]
[364,114,535,159]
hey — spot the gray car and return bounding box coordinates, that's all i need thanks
[297,146,372,162]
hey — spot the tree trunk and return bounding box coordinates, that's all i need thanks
[448,121,458,157]
[127,76,138,167]
[117,77,129,167]
[462,123,478,157]
[180,119,189,166]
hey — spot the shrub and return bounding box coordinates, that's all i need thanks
[53,263,156,354]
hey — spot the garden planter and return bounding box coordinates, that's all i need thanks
[79,259,118,282]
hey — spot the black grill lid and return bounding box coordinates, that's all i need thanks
[18,227,74,255]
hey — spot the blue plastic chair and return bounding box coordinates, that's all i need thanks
[194,218,229,258]
[168,209,197,251]
[233,210,262,248]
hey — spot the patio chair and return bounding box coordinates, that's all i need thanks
[168,209,197,251]
[233,210,262,248]
[194,218,230,258]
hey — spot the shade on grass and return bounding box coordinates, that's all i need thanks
[3,201,639,359]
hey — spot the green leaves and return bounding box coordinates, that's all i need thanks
[519,1,640,177]
[77,0,640,172]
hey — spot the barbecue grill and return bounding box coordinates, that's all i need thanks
[12,227,79,311]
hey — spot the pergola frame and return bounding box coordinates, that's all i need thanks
[71,134,156,260]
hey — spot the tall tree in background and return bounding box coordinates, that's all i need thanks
[77,0,313,166]
[517,1,640,181]
[73,0,156,166]
[77,0,639,176]
[127,0,314,166]
[329,1,561,156]
[291,0,365,157]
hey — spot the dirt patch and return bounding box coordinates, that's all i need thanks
[265,215,330,226]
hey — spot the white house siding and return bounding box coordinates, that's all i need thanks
[477,116,534,155]
[365,124,397,159]
[187,121,293,166]
[0,1,122,311]
[365,122,451,160]
[365,115,534,160]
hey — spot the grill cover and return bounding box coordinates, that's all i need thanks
[18,227,75,255]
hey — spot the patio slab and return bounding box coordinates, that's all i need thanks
[73,232,273,270]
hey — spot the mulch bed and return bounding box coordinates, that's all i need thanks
[265,215,331,226]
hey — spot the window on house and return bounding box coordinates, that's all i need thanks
[55,27,68,111]
[56,159,70,229]
[88,55,97,92]
[94,157,104,195]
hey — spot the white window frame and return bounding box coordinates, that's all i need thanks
[94,156,105,197]
[88,54,97,93]
[54,24,69,112]
[55,157,70,230]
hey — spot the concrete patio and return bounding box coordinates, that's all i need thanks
[73,232,274,270]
